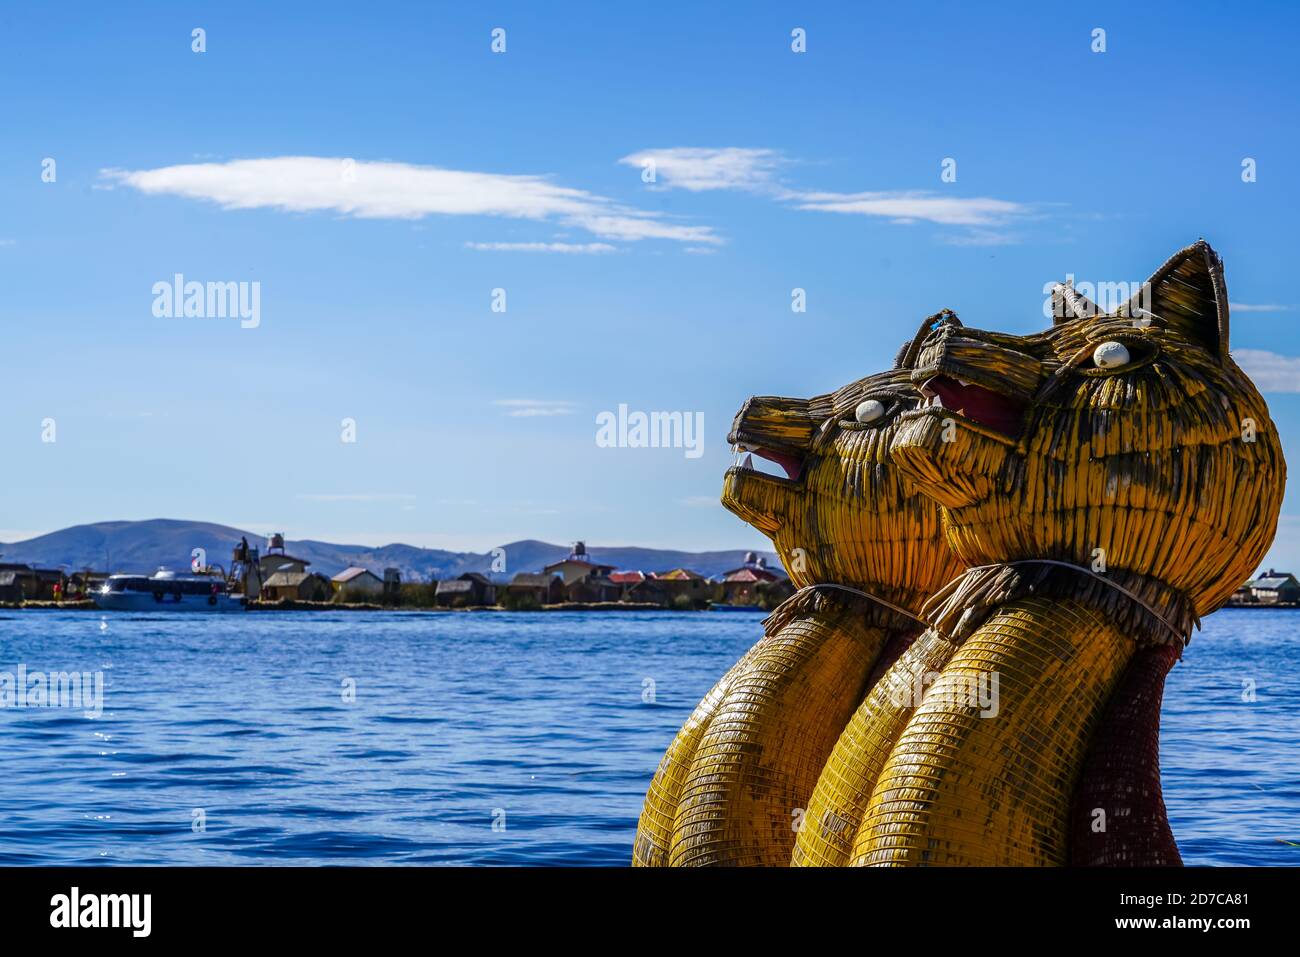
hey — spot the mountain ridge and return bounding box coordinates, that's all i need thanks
[0,519,783,583]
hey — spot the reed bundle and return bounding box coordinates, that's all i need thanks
[634,363,963,866]
[632,643,762,867]
[855,595,1131,866]
[790,627,958,866]
[670,589,889,866]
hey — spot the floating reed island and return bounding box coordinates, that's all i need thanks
[1,539,795,612]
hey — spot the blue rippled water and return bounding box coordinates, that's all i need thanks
[0,608,1295,866]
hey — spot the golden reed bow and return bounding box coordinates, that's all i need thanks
[637,240,1285,866]
[633,358,963,866]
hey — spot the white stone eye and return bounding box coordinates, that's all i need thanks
[855,399,886,424]
[1092,340,1131,369]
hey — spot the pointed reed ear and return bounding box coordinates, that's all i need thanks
[1117,240,1229,356]
[896,310,960,369]
[1050,282,1099,324]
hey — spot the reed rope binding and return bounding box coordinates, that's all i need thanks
[969,560,1191,646]
[781,582,930,630]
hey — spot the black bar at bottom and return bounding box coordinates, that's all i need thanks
[0,865,1288,942]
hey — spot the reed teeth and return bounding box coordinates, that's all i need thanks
[742,453,755,470]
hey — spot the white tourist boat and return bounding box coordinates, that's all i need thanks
[94,568,246,612]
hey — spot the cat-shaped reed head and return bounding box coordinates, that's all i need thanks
[889,241,1285,615]
[723,353,963,613]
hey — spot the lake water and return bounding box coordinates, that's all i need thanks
[0,608,1295,866]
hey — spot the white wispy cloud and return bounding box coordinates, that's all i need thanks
[1231,303,1296,313]
[493,399,577,417]
[620,146,1035,242]
[1233,349,1300,392]
[789,190,1029,226]
[465,241,617,254]
[618,147,783,192]
[563,214,721,244]
[100,157,721,245]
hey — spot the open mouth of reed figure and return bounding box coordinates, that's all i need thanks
[917,375,1027,439]
[728,442,805,483]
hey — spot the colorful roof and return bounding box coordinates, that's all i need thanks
[654,568,706,581]
[723,567,778,583]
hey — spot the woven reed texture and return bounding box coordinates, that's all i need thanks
[722,366,964,609]
[923,561,1197,650]
[877,241,1284,866]
[669,593,888,865]
[892,241,1285,619]
[632,641,762,866]
[853,596,1132,866]
[790,628,957,866]
[1069,642,1182,866]
[642,242,1280,867]
[631,361,964,866]
[864,628,919,691]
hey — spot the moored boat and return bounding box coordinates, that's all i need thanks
[94,568,245,612]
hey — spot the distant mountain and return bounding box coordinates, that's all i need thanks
[441,540,785,583]
[0,519,784,583]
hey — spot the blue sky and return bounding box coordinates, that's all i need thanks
[2,2,1299,567]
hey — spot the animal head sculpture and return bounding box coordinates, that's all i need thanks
[722,351,964,612]
[889,240,1286,617]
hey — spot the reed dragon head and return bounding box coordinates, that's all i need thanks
[889,240,1286,616]
[721,344,964,612]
